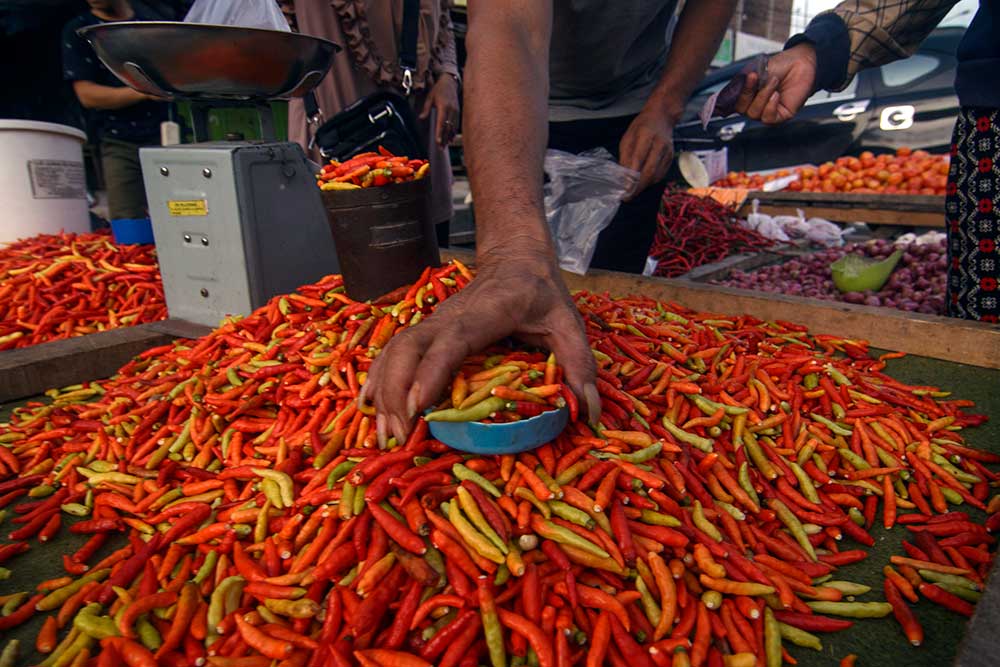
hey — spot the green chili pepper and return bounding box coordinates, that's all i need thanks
[619,442,663,463]
[692,500,723,541]
[715,501,745,521]
[73,604,118,639]
[514,488,551,519]
[0,639,19,667]
[639,509,681,527]
[933,582,981,602]
[453,463,502,498]
[449,499,505,564]
[918,569,980,591]
[326,460,357,488]
[636,574,662,626]
[848,507,865,526]
[426,396,507,423]
[193,550,219,585]
[778,622,823,650]
[352,484,367,516]
[825,364,853,386]
[743,432,777,480]
[787,461,820,504]
[546,500,593,529]
[738,462,761,508]
[821,581,871,596]
[555,459,594,486]
[661,416,714,452]
[806,601,892,617]
[769,498,816,561]
[764,607,782,667]
[37,569,111,611]
[838,448,871,471]
[457,487,508,554]
[533,518,609,558]
[811,413,853,436]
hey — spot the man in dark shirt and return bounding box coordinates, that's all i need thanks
[63,0,168,220]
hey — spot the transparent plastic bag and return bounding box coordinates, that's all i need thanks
[184,0,290,31]
[803,216,845,247]
[742,200,789,242]
[543,148,638,274]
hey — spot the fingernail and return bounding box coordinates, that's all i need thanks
[376,414,388,449]
[406,383,421,420]
[391,415,407,445]
[357,382,369,407]
[584,383,602,427]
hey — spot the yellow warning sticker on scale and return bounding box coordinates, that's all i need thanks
[168,200,208,216]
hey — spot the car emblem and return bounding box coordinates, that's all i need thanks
[880,105,916,131]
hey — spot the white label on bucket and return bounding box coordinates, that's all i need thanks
[27,160,86,199]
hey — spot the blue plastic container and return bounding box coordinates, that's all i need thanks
[110,218,155,245]
[426,407,569,455]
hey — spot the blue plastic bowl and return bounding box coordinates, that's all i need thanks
[426,407,569,455]
[110,218,155,245]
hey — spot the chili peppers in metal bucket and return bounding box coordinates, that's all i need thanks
[317,146,430,191]
[0,231,166,350]
[0,259,996,667]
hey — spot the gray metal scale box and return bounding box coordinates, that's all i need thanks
[140,141,340,327]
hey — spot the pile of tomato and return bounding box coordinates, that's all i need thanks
[713,148,950,196]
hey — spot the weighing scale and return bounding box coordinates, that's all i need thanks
[80,22,342,327]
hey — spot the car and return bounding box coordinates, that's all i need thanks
[673,27,964,173]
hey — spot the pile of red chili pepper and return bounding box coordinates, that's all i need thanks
[425,353,569,423]
[647,192,775,278]
[0,259,997,667]
[317,147,430,192]
[0,231,166,351]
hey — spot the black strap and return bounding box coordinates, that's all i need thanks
[304,0,421,119]
[399,0,420,73]
[304,91,320,119]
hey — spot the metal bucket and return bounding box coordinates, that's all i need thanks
[322,178,440,302]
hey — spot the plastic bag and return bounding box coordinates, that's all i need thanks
[803,216,845,247]
[742,200,789,242]
[543,148,638,274]
[184,0,290,31]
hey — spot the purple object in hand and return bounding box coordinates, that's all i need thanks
[699,54,770,129]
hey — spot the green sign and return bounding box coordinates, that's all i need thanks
[712,30,734,67]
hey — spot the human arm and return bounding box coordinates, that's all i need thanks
[420,0,461,146]
[72,80,153,110]
[620,0,737,198]
[364,0,600,445]
[735,0,958,124]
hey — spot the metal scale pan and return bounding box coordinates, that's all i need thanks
[79,21,340,139]
[78,21,339,100]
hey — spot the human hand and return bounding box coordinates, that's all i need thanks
[420,74,460,146]
[362,248,600,446]
[619,105,675,200]
[734,43,817,124]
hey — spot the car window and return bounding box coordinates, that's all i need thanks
[880,54,940,87]
[804,77,859,106]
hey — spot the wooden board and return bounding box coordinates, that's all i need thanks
[738,191,945,227]
[0,319,212,402]
[442,249,1000,369]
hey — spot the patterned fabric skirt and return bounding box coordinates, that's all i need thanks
[946,108,1000,322]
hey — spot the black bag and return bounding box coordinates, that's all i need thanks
[310,91,425,161]
[306,0,425,161]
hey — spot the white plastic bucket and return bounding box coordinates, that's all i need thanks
[0,120,90,244]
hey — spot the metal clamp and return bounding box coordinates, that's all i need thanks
[402,67,414,96]
[306,107,325,151]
